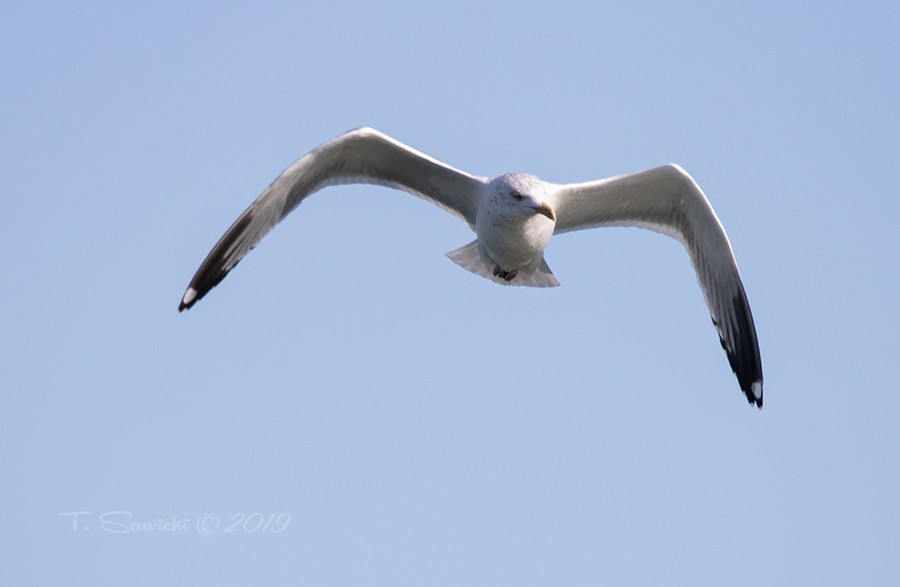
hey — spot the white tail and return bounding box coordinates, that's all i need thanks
[445,240,560,287]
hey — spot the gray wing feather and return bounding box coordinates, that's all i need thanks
[551,164,764,407]
[179,128,485,311]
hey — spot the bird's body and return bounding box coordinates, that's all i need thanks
[180,128,764,407]
[478,174,555,269]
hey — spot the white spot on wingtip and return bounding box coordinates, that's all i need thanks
[182,287,197,306]
[752,380,763,400]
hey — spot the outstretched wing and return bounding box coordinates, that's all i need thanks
[551,164,763,407]
[179,128,486,311]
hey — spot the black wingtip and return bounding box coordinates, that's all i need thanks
[178,212,254,314]
[178,287,199,313]
[720,290,764,409]
[745,380,764,409]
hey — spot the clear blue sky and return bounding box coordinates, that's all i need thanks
[3,1,899,584]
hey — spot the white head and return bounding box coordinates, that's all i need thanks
[487,173,556,221]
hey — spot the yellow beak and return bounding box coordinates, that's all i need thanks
[535,202,556,221]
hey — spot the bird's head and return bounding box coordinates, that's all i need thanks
[489,173,556,222]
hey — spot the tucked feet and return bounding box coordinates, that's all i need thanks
[492,265,518,281]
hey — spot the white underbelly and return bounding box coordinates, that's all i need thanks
[477,214,553,269]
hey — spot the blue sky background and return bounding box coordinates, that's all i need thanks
[3,1,899,584]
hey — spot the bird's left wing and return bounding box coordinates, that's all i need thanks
[551,164,763,407]
[179,128,486,311]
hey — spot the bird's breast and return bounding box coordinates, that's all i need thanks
[475,211,554,270]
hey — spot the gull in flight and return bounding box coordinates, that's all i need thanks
[179,128,763,407]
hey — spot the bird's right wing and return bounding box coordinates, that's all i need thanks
[179,128,486,311]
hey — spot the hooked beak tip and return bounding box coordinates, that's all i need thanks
[536,202,556,221]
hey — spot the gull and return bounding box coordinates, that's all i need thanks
[179,128,763,407]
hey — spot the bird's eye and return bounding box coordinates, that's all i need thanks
[511,191,524,201]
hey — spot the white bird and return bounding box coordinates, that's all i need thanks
[179,128,763,407]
